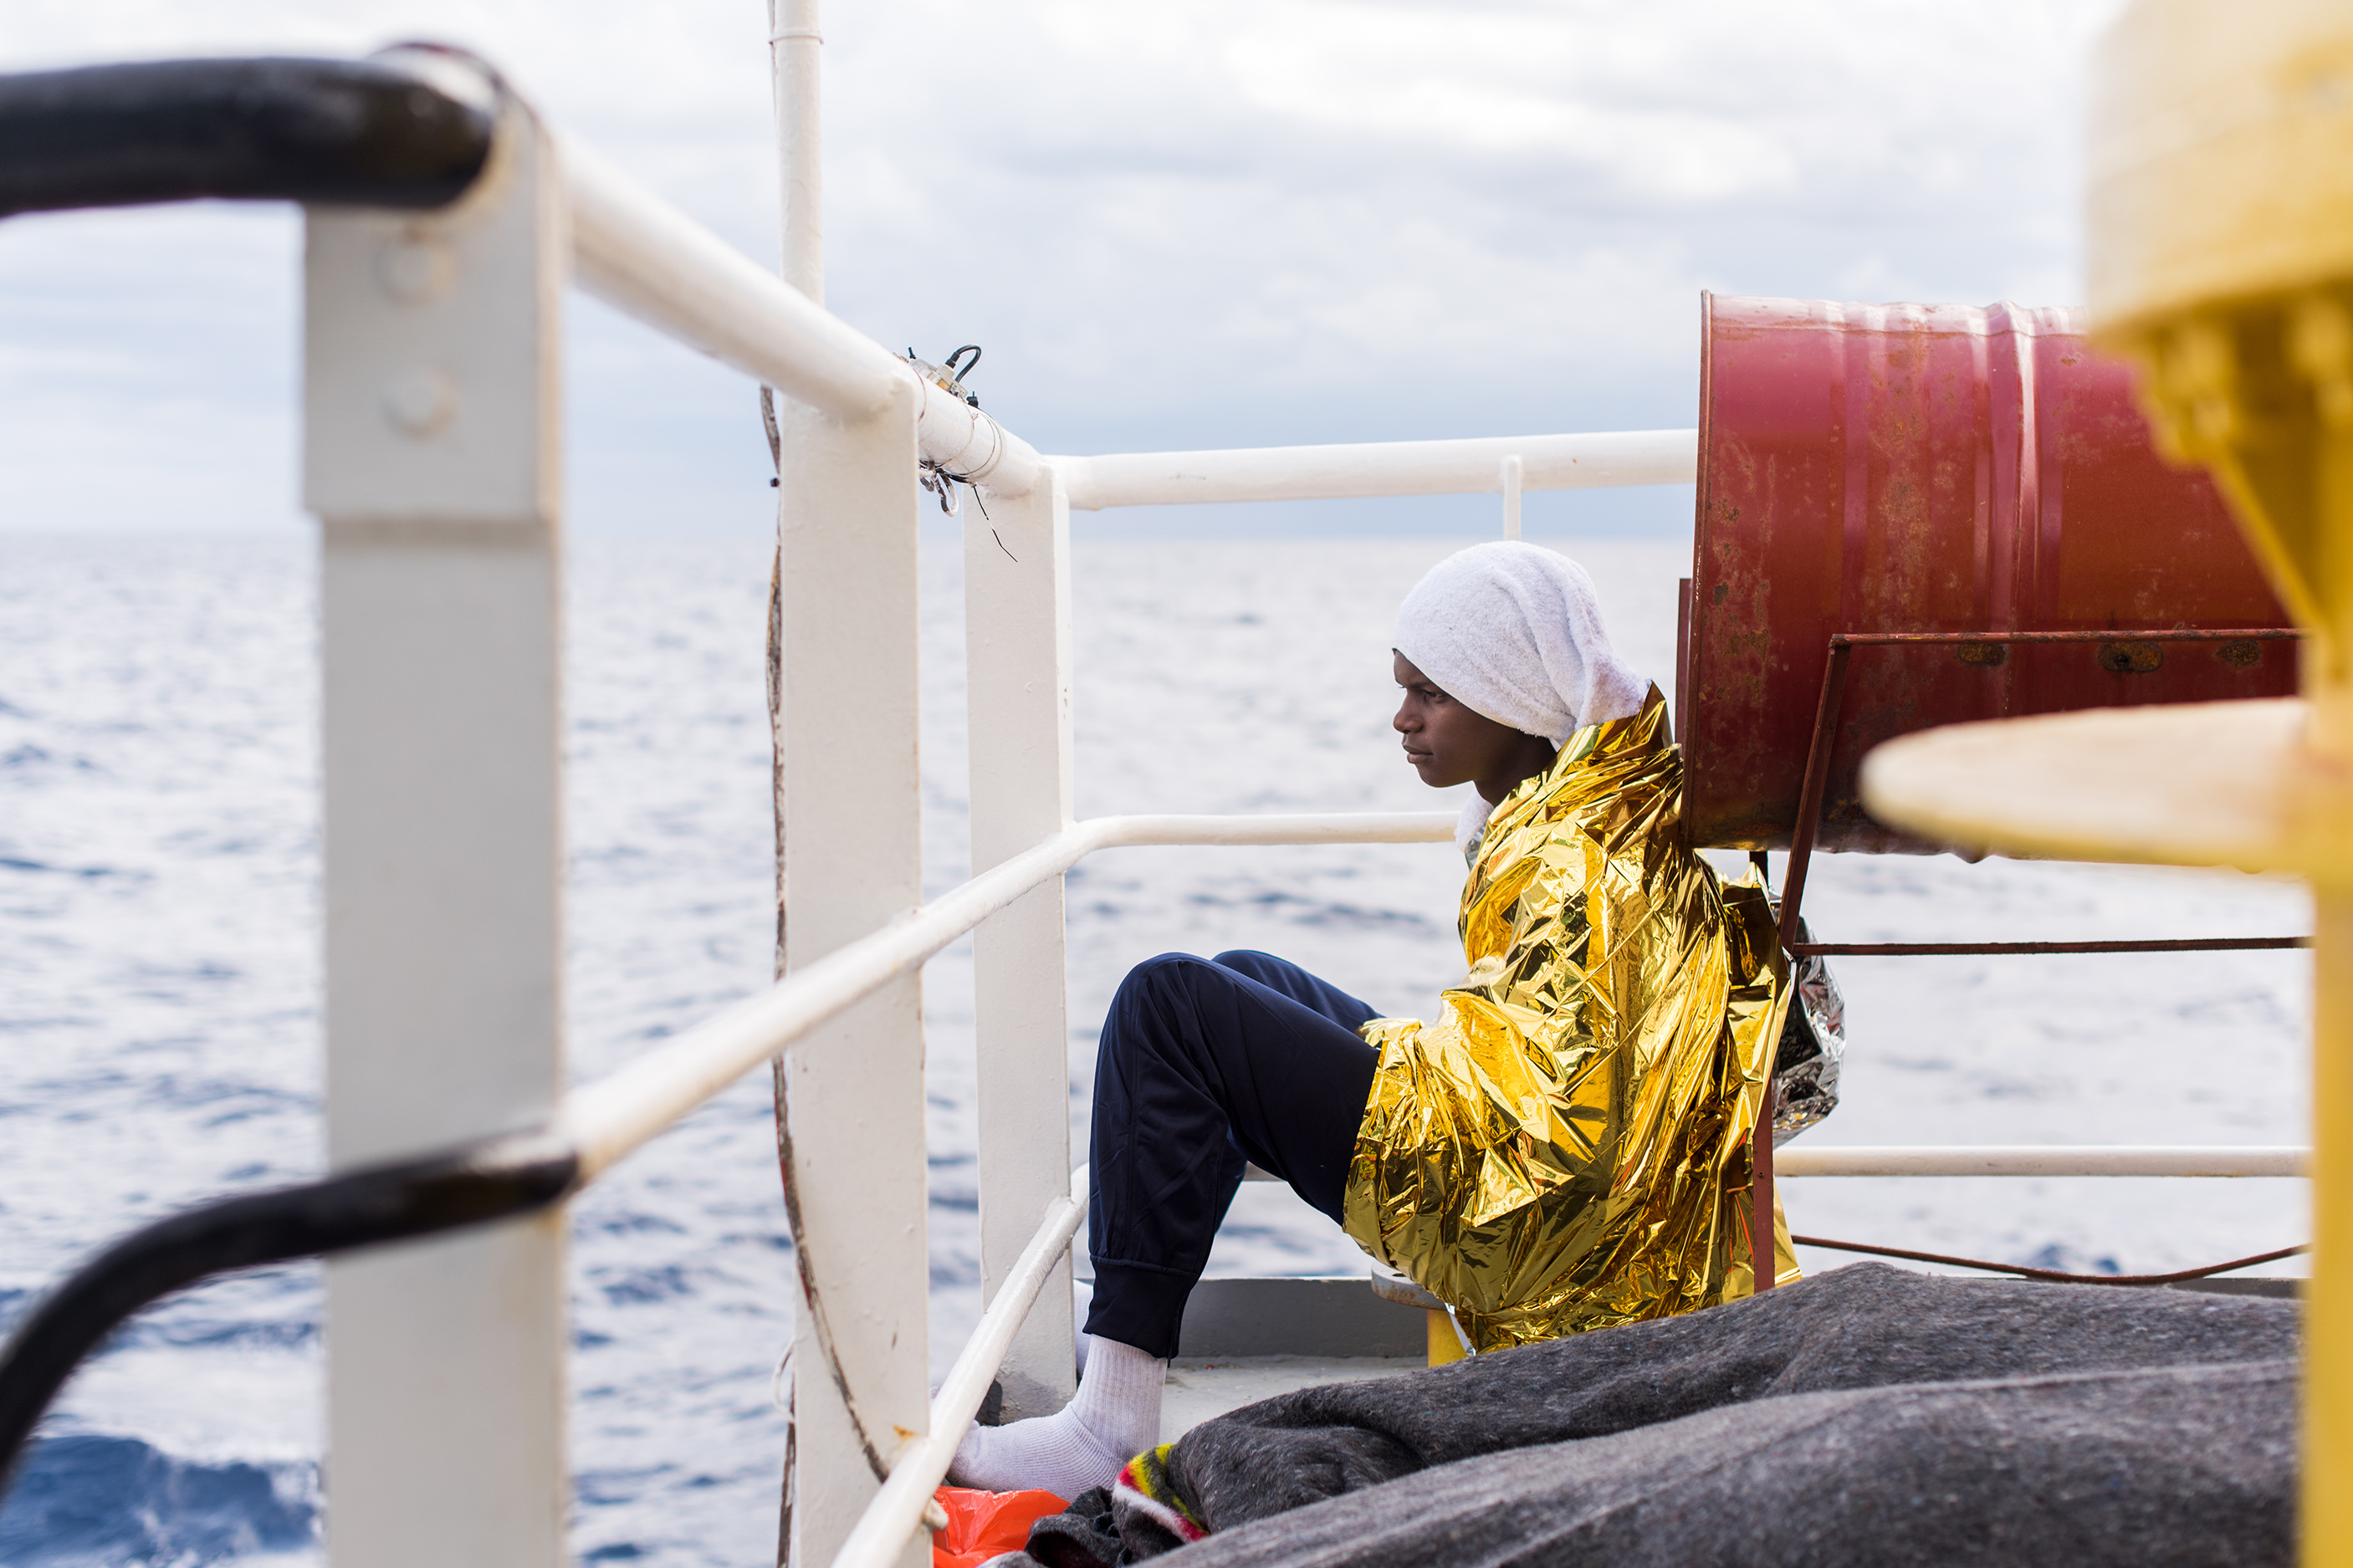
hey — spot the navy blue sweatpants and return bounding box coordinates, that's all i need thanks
[1082,950,1380,1359]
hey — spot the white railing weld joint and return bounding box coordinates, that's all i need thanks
[831,1165,1093,1568]
[556,812,1455,1181]
[918,388,1010,483]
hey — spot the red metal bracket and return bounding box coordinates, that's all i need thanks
[1772,626,2304,953]
[1747,625,2304,1294]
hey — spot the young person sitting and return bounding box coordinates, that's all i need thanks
[951,541,1795,1499]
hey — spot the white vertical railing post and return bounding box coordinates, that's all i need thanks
[775,375,931,1568]
[303,84,569,1568]
[1501,453,1523,539]
[760,5,926,1562]
[964,469,1078,1419]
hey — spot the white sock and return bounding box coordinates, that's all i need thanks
[946,1336,1165,1499]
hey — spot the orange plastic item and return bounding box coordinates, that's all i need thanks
[930,1485,1068,1568]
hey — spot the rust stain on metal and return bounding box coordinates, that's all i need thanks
[2219,638,2263,669]
[1680,292,2294,853]
[1790,937,2309,956]
[1836,628,2294,645]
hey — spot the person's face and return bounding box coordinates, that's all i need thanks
[1392,652,1532,789]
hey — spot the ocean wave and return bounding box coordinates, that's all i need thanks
[0,856,130,881]
[1,532,2318,1568]
[594,1264,705,1306]
[108,1315,319,1355]
[1,743,104,777]
[0,1433,316,1566]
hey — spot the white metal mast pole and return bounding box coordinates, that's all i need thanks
[772,0,822,302]
[306,88,570,1568]
[765,8,932,1567]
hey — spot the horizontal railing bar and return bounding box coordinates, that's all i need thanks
[563,138,894,419]
[1087,811,1457,847]
[0,1130,578,1496]
[1777,1146,2309,1177]
[0,808,1450,1523]
[1832,628,2300,646]
[0,54,494,219]
[1052,429,1696,511]
[834,1166,1092,1568]
[560,139,1044,496]
[560,822,1097,1177]
[558,812,1455,1178]
[1791,937,2310,955]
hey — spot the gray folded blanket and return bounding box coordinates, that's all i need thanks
[1013,1262,2299,1567]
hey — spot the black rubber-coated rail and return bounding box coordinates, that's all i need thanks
[0,1132,578,1499]
[0,41,533,1520]
[0,55,493,218]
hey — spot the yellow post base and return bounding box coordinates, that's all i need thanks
[1863,703,2341,1565]
[2311,895,2353,1559]
[1425,1309,1467,1367]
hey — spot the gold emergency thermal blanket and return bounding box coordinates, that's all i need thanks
[1342,690,1796,1351]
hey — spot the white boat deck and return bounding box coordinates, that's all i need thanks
[1161,1356,1425,1442]
[1148,1274,1434,1438]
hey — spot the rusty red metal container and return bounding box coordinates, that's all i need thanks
[1679,293,2295,853]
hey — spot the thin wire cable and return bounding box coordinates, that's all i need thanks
[1791,1233,2306,1286]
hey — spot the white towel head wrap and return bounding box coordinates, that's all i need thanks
[1390,542,1651,744]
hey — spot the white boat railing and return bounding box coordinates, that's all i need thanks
[1054,428,1698,512]
[287,47,2318,1568]
[302,54,1686,1561]
[565,138,1048,498]
[834,1164,1093,1568]
[1253,1149,2315,1182]
[5,34,2305,1568]
[1775,1147,2310,1179]
[558,812,1454,1180]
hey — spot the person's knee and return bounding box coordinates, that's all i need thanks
[1124,952,1209,989]
[1109,953,1215,1020]
[1210,949,1281,981]
[1100,954,1220,1088]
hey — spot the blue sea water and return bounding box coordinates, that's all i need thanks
[0,528,2315,1565]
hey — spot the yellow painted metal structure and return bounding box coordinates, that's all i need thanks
[1425,1310,1468,1367]
[1864,2,2353,1555]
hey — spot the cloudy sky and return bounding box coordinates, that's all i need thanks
[0,0,2126,536]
